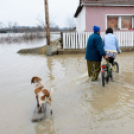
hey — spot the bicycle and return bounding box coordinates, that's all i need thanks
[101,58,119,87]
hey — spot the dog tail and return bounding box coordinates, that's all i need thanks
[50,88,54,98]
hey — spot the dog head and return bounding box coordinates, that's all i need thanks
[31,76,42,84]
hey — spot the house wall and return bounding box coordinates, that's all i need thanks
[86,6,134,32]
[76,7,86,32]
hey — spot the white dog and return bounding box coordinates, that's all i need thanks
[31,76,53,114]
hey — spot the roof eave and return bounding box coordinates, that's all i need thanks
[82,3,134,6]
[74,6,83,18]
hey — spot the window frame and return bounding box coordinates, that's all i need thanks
[106,14,134,30]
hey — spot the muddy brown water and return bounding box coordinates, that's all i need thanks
[0,41,134,134]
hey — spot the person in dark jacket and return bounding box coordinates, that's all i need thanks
[85,26,108,81]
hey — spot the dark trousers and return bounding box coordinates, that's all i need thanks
[87,60,101,81]
[108,57,115,65]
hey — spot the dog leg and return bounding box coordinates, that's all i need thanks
[50,103,52,114]
[36,95,39,108]
[49,98,52,114]
[38,102,42,113]
[50,105,52,114]
[38,101,43,113]
[38,107,42,113]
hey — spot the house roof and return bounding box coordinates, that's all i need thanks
[74,0,134,18]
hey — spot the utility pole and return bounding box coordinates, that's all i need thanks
[44,0,51,56]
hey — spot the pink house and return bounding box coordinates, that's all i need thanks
[74,0,134,32]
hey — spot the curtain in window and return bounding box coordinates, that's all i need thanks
[107,18,118,29]
[121,17,132,29]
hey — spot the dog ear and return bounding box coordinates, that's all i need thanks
[31,76,42,84]
[31,77,37,84]
[31,77,34,84]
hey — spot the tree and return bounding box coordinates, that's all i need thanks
[12,22,19,32]
[7,21,13,30]
[36,14,45,28]
[65,16,76,30]
[36,14,56,28]
[0,22,3,29]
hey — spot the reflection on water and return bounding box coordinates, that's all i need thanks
[0,33,60,45]
[0,42,134,134]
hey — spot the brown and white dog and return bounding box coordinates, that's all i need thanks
[31,76,53,114]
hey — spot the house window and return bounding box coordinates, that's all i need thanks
[107,17,118,29]
[107,15,133,30]
[121,16,132,29]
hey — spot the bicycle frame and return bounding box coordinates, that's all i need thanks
[101,59,119,87]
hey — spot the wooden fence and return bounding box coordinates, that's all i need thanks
[63,32,134,49]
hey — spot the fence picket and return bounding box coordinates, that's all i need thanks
[76,33,77,49]
[132,32,134,47]
[63,33,65,50]
[119,32,121,47]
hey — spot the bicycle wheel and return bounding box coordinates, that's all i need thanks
[101,70,105,87]
[106,65,109,83]
[113,62,119,73]
[106,76,109,83]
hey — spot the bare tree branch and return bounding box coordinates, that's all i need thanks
[36,14,45,28]
[36,14,57,28]
[0,22,3,29]
[65,16,76,30]
[7,21,13,29]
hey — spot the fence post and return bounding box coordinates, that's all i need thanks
[132,32,134,47]
[125,32,128,47]
[69,33,70,49]
[122,32,124,47]
[82,33,84,49]
[80,33,81,49]
[63,33,65,50]
[80,33,82,49]
[119,32,121,47]
[60,32,63,49]
[70,33,71,49]
[121,32,122,47]
[73,33,75,49]
[70,33,75,49]
[86,32,88,44]
[76,33,77,49]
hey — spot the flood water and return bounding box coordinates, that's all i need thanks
[0,38,134,134]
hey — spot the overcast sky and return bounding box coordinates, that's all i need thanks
[0,0,79,27]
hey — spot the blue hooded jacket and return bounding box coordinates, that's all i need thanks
[85,33,106,62]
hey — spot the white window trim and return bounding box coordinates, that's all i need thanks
[106,14,134,30]
[118,17,121,29]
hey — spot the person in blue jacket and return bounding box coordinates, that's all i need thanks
[85,26,108,81]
